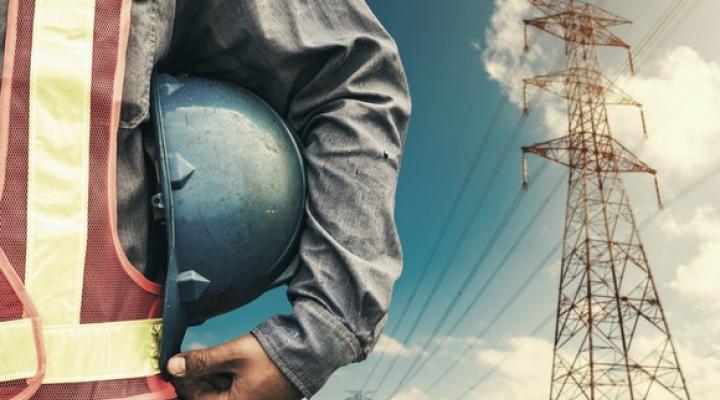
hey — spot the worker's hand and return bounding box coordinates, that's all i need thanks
[168,334,303,400]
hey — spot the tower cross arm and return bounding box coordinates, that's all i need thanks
[525,14,630,49]
[522,136,573,169]
[609,137,656,175]
[523,69,642,114]
[528,0,631,27]
[522,135,656,175]
[522,135,663,208]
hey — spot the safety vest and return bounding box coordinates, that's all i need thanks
[0,0,175,398]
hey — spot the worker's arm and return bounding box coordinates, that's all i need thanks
[164,0,411,397]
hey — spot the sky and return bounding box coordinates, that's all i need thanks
[186,1,720,399]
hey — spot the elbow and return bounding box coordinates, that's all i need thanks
[359,34,412,147]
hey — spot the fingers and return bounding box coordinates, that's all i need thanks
[168,335,302,400]
[168,342,239,379]
[169,342,242,400]
[167,355,187,377]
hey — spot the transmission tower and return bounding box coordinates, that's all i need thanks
[520,1,691,399]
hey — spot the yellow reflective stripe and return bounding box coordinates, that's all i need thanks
[0,319,162,383]
[25,0,95,324]
[0,319,36,381]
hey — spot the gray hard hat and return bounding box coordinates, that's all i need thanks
[149,73,305,373]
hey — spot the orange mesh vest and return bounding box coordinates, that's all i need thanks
[0,0,175,398]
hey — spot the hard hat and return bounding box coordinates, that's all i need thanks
[149,73,305,373]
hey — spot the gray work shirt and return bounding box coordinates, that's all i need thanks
[0,0,410,397]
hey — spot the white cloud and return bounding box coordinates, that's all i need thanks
[480,0,601,138]
[463,336,553,400]
[187,341,208,351]
[373,335,424,357]
[663,205,720,239]
[481,0,556,107]
[367,335,550,400]
[182,330,217,352]
[674,337,720,400]
[429,334,478,348]
[539,101,567,136]
[483,2,720,181]
[612,46,720,180]
[660,204,720,398]
[544,258,561,276]
[663,206,720,310]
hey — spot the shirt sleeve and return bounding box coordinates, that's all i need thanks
[166,1,411,396]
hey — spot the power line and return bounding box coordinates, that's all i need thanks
[446,164,720,399]
[613,1,682,77]
[369,56,554,392]
[423,241,561,395]
[453,312,555,400]
[381,2,685,396]
[375,99,548,396]
[357,77,494,393]
[359,55,515,395]
[420,163,720,399]
[360,45,539,391]
[420,161,720,400]
[404,8,720,389]
[344,390,374,400]
[453,334,720,400]
[397,167,561,386]
[359,14,568,391]
[614,0,701,81]
[639,163,720,227]
[364,3,603,390]
[368,98,521,395]
[382,165,548,397]
[368,0,701,397]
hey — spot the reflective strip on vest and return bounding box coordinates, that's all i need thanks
[0,0,163,386]
[25,0,94,325]
[0,318,162,383]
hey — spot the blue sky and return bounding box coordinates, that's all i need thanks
[186,1,720,399]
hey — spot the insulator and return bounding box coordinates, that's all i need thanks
[523,83,529,115]
[627,49,636,76]
[654,175,664,211]
[640,108,648,138]
[523,23,530,53]
[522,152,528,190]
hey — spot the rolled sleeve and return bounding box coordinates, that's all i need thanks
[252,301,362,397]
[166,0,411,396]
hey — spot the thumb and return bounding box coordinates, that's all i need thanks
[168,344,234,378]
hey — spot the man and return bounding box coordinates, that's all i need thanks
[0,0,409,399]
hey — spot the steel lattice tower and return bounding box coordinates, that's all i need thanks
[520,1,691,399]
[345,390,374,400]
